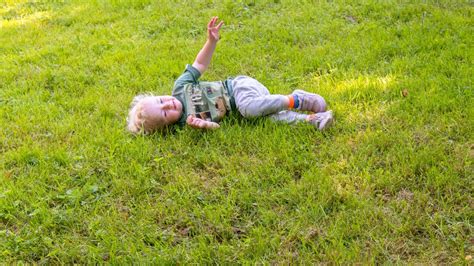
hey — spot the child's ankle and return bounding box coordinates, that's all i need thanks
[287,95,300,109]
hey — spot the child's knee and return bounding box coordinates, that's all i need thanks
[239,107,261,118]
[237,103,264,118]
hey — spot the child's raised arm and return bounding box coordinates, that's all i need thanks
[192,16,224,75]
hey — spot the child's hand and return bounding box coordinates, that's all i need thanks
[207,16,224,42]
[186,115,220,129]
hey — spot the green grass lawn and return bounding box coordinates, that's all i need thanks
[1,0,472,263]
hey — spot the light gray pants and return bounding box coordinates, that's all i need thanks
[232,76,307,124]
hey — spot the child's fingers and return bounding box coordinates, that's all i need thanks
[207,122,220,129]
[189,120,201,129]
[216,21,224,30]
[186,115,196,125]
[187,116,207,129]
[207,17,214,28]
[208,17,217,28]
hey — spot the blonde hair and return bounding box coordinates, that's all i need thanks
[127,94,163,134]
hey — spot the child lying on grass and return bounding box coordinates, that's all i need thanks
[127,17,333,134]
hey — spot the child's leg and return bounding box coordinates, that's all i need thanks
[269,111,308,124]
[270,110,334,130]
[232,76,333,130]
[233,76,289,118]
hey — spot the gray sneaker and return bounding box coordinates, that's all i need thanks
[308,110,333,130]
[292,89,327,113]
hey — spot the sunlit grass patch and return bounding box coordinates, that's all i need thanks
[0,10,50,28]
[0,1,52,28]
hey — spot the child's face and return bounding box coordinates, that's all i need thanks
[141,96,183,127]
